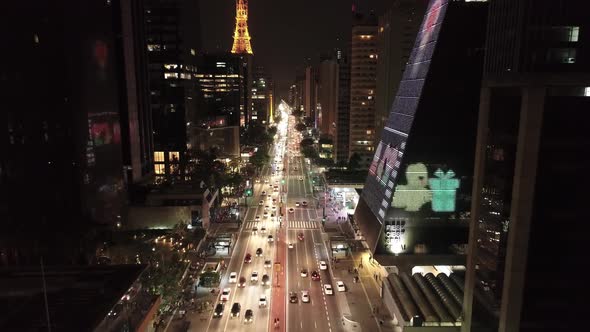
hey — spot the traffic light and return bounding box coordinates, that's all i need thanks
[245,188,253,197]
[281,179,285,184]
[322,216,326,225]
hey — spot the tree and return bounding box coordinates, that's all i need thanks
[295,123,307,132]
[292,109,304,118]
[348,153,361,170]
[301,146,319,160]
[250,149,270,171]
[267,126,277,138]
[300,137,314,148]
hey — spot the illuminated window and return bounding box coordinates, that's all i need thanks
[147,44,161,51]
[154,164,165,174]
[169,151,180,162]
[585,87,590,96]
[190,48,196,55]
[154,151,165,162]
[164,73,179,79]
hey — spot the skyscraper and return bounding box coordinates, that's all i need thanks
[318,57,339,139]
[349,12,378,168]
[145,0,201,182]
[352,0,488,326]
[462,1,590,331]
[251,66,272,125]
[335,48,351,164]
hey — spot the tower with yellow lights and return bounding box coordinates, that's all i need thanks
[231,0,253,54]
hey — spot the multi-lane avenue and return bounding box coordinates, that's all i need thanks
[200,112,346,332]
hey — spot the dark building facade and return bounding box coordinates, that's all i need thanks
[0,0,126,264]
[462,1,590,331]
[145,0,200,181]
[335,48,352,164]
[354,0,487,269]
[115,0,154,184]
[251,66,272,125]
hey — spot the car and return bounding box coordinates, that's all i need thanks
[299,176,304,181]
[337,281,346,292]
[244,253,252,263]
[271,206,277,211]
[251,271,259,282]
[297,233,304,241]
[256,248,263,256]
[255,215,261,221]
[272,198,277,204]
[252,226,258,234]
[264,179,269,183]
[324,284,333,295]
[261,226,266,233]
[229,272,238,283]
[288,243,294,249]
[319,261,328,270]
[311,270,320,281]
[238,277,246,288]
[300,268,308,277]
[261,274,270,285]
[244,309,254,323]
[259,295,267,307]
[261,191,267,196]
[230,302,241,317]
[288,208,294,213]
[302,201,308,206]
[270,213,275,218]
[267,235,274,243]
[259,200,264,206]
[295,202,300,207]
[289,292,298,303]
[301,290,310,303]
[263,212,269,218]
[264,260,272,268]
[213,303,224,318]
[264,205,270,211]
[220,288,231,301]
[255,178,261,183]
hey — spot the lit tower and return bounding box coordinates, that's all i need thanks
[231,0,253,54]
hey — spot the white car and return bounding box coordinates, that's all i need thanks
[337,281,346,292]
[229,272,238,283]
[323,284,333,295]
[295,202,300,207]
[264,260,272,268]
[264,179,269,183]
[251,271,259,282]
[299,177,304,181]
[221,288,231,301]
[301,290,310,303]
[263,212,269,218]
[267,235,274,242]
[259,200,264,206]
[288,208,294,213]
[319,261,328,270]
[288,243,294,249]
[259,295,267,308]
[255,215,260,221]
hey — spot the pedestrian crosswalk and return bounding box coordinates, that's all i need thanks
[242,220,318,230]
[288,220,318,229]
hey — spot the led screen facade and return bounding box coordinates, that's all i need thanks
[362,0,449,224]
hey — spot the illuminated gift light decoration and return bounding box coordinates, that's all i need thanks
[392,163,431,212]
[429,169,460,212]
[385,219,406,254]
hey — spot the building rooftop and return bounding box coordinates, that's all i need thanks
[0,265,145,331]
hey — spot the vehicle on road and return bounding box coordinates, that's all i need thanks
[214,303,224,317]
[289,292,298,303]
[259,295,267,307]
[244,309,254,323]
[337,281,346,292]
[262,274,270,285]
[319,261,327,270]
[251,271,259,282]
[259,200,264,206]
[256,248,263,256]
[267,235,274,242]
[261,191,267,196]
[288,243,294,249]
[230,302,241,317]
[288,208,294,213]
[300,268,308,277]
[302,201,308,206]
[261,226,266,233]
[229,272,237,283]
[301,290,310,303]
[252,226,258,234]
[238,277,246,288]
[244,253,252,263]
[311,270,320,281]
[263,211,269,218]
[264,260,272,268]
[295,202,300,207]
[324,284,333,295]
[220,288,231,301]
[255,215,260,221]
[297,233,304,241]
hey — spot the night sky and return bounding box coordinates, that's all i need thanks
[199,0,392,98]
